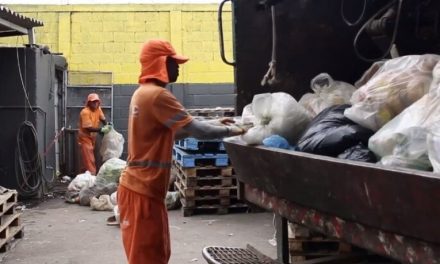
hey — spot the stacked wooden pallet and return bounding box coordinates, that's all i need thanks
[173,108,247,216]
[0,190,23,253]
[288,223,352,262]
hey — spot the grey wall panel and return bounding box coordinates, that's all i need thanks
[0,47,63,191]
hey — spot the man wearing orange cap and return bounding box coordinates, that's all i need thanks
[78,93,111,176]
[117,39,245,264]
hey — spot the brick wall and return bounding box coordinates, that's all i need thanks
[0,4,233,85]
[113,83,235,158]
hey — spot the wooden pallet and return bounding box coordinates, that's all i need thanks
[180,194,240,208]
[175,178,237,199]
[181,201,248,217]
[288,223,352,261]
[290,239,352,261]
[180,174,236,188]
[175,138,225,152]
[0,190,23,253]
[175,168,235,188]
[0,191,17,216]
[173,160,233,178]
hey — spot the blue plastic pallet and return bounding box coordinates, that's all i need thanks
[173,146,229,168]
[175,138,225,151]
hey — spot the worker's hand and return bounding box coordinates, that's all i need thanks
[206,117,235,127]
[227,124,247,136]
[100,125,112,134]
[219,117,235,125]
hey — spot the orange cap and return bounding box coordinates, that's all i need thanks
[139,39,189,84]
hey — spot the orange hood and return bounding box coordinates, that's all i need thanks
[139,39,189,84]
[86,93,100,106]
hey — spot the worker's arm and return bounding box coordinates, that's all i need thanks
[176,119,244,140]
[174,117,236,140]
[152,90,244,139]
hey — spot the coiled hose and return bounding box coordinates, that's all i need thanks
[15,121,42,197]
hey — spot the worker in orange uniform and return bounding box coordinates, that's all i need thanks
[117,39,246,264]
[78,93,111,176]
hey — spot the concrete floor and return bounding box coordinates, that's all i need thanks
[0,198,277,264]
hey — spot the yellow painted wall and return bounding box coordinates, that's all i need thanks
[0,5,233,84]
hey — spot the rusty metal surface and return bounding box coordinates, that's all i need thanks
[224,139,440,244]
[245,184,440,264]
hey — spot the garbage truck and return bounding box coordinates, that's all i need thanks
[217,0,440,263]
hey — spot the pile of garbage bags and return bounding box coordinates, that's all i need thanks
[240,54,440,172]
[65,128,181,215]
[65,127,126,209]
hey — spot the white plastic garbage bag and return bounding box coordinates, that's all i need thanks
[110,191,117,206]
[354,61,385,88]
[369,61,440,170]
[67,171,96,192]
[241,104,256,125]
[90,194,114,211]
[299,73,356,117]
[378,126,432,170]
[100,128,125,162]
[428,122,440,173]
[241,92,311,145]
[345,54,440,131]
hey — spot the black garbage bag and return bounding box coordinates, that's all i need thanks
[298,104,374,157]
[338,143,377,163]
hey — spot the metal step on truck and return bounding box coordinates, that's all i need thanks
[209,0,440,263]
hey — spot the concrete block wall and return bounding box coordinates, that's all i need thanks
[113,83,235,158]
[168,83,235,108]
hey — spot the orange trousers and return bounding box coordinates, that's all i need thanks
[79,141,96,175]
[118,185,171,264]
